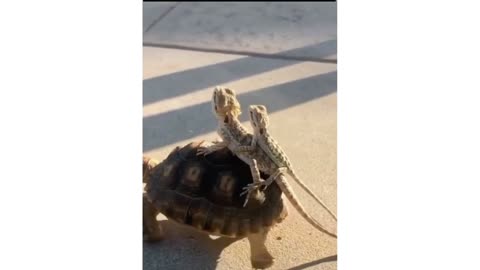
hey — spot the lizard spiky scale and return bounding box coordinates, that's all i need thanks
[199,86,337,238]
[248,105,338,222]
[262,133,291,168]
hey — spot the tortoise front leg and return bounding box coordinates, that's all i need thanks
[247,228,274,269]
[143,196,164,242]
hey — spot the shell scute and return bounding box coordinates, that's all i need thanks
[144,141,286,237]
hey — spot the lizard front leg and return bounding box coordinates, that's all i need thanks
[233,135,257,153]
[265,167,288,188]
[196,140,229,156]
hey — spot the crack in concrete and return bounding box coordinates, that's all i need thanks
[142,42,337,64]
[144,2,181,34]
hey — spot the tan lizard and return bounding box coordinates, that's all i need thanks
[237,105,338,222]
[196,87,266,199]
[198,87,337,238]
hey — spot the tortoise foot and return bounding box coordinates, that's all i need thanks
[143,230,164,242]
[251,252,274,269]
[248,228,274,269]
[143,196,163,242]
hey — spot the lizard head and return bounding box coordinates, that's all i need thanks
[248,105,269,134]
[212,86,241,121]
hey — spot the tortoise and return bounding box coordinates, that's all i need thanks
[143,141,288,269]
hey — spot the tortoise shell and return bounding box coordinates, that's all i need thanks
[144,141,287,238]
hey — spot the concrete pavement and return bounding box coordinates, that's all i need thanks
[143,2,337,269]
[143,2,337,60]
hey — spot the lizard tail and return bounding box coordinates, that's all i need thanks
[276,175,337,239]
[289,169,338,221]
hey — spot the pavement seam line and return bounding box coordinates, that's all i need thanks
[144,2,181,34]
[143,42,337,64]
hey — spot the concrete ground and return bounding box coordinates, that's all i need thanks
[143,2,337,269]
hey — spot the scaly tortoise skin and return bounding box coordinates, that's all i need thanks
[143,141,288,269]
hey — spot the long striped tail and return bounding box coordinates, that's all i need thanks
[276,175,337,239]
[289,169,338,221]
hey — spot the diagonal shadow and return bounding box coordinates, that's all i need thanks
[143,220,240,270]
[143,40,337,105]
[143,70,336,152]
[286,255,337,270]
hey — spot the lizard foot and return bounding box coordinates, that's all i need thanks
[196,146,213,156]
[241,182,268,207]
[196,141,221,156]
[240,182,266,197]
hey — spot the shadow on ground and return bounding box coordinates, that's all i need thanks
[144,220,337,270]
[143,220,240,270]
[286,255,337,270]
[143,40,336,106]
[143,70,336,152]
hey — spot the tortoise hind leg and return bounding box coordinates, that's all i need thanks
[143,196,164,242]
[247,228,274,269]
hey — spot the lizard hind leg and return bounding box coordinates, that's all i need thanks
[240,164,282,204]
[249,159,263,184]
[242,159,265,207]
[261,167,288,190]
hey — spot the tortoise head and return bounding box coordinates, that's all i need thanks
[212,86,241,120]
[249,105,269,134]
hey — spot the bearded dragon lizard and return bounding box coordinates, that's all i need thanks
[237,105,337,221]
[196,87,266,194]
[198,87,337,238]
